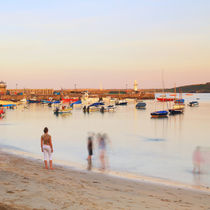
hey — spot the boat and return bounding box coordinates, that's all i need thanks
[136,101,146,109]
[0,100,17,107]
[100,105,117,113]
[151,110,168,118]
[157,96,174,102]
[48,100,60,104]
[186,93,193,96]
[174,99,185,104]
[169,109,183,115]
[27,98,40,103]
[0,109,5,117]
[84,102,105,113]
[62,98,78,103]
[20,98,27,103]
[151,72,169,117]
[70,100,82,108]
[169,104,184,115]
[53,105,72,114]
[115,100,128,105]
[188,101,199,107]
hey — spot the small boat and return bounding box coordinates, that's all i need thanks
[20,98,27,103]
[151,110,168,118]
[0,109,5,117]
[169,109,183,115]
[169,104,184,115]
[100,105,117,113]
[70,100,82,108]
[54,106,72,114]
[62,98,78,103]
[116,100,127,106]
[174,99,185,104]
[85,102,105,112]
[188,101,199,107]
[48,100,60,104]
[186,93,193,96]
[157,97,174,102]
[28,98,40,103]
[136,101,146,109]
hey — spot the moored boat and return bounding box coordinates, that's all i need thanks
[115,100,127,105]
[151,110,168,118]
[62,98,78,103]
[188,101,199,107]
[86,102,105,112]
[174,99,185,104]
[0,108,5,117]
[136,101,146,109]
[53,105,72,114]
[157,97,174,102]
[100,105,117,113]
[70,100,82,108]
[28,98,40,103]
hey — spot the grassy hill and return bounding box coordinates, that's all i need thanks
[165,82,210,93]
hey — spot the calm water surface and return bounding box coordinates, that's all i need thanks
[1,93,210,187]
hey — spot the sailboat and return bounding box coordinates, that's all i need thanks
[169,87,185,115]
[151,71,168,118]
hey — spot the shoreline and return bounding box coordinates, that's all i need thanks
[1,147,210,194]
[0,150,210,209]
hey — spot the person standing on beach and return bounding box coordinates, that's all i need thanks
[98,133,107,171]
[87,133,94,170]
[193,146,203,174]
[41,127,54,170]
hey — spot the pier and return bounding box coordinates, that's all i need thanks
[0,88,155,101]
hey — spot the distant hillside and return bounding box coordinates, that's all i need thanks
[165,82,210,93]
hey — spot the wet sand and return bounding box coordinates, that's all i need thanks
[0,150,210,210]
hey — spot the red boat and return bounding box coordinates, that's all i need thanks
[157,97,175,102]
[62,98,78,103]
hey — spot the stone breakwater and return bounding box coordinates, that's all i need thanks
[0,89,155,101]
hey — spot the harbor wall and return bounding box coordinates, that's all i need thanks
[0,89,155,101]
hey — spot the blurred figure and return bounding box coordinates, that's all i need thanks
[193,146,203,174]
[87,133,94,170]
[41,127,54,170]
[98,133,109,171]
[83,105,87,113]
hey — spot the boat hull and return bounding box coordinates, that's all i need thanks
[116,102,128,106]
[157,98,174,102]
[169,109,183,115]
[151,111,168,118]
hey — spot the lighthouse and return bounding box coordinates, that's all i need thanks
[134,80,138,91]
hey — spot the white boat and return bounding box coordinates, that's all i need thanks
[100,105,117,113]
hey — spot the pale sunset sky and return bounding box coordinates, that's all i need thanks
[0,0,210,89]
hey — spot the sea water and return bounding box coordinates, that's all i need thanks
[1,93,210,187]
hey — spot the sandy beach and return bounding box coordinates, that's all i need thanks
[0,150,210,210]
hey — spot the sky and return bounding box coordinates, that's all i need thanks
[0,0,210,89]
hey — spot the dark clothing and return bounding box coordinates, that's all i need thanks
[88,137,93,156]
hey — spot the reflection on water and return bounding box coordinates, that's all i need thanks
[0,93,210,187]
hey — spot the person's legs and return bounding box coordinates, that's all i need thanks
[43,148,48,169]
[100,150,105,170]
[44,160,48,169]
[49,160,53,170]
[87,155,92,170]
[48,147,53,170]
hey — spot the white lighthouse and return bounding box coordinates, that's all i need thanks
[134,80,138,91]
